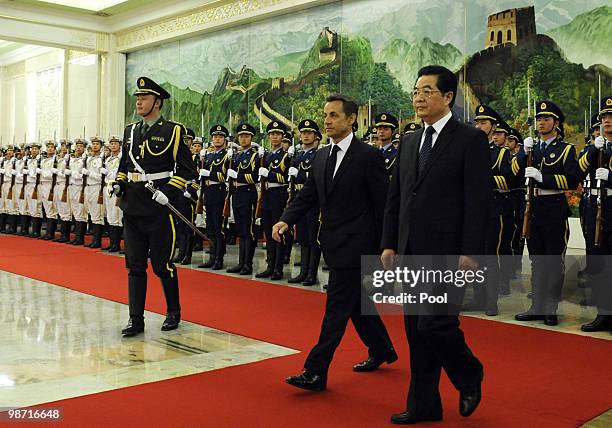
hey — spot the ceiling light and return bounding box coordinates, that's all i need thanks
[34,1,129,12]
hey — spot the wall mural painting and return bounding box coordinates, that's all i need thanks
[126,0,612,216]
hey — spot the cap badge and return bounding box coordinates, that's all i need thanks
[139,79,145,87]
[478,106,484,113]
[541,102,547,110]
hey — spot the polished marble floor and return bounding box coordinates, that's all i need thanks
[0,271,297,409]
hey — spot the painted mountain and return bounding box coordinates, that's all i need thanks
[547,6,612,69]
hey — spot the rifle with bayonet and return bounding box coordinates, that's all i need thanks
[522,80,535,240]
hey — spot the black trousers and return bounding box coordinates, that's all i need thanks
[262,187,288,269]
[403,312,483,416]
[527,194,570,313]
[123,212,180,316]
[232,186,257,240]
[304,268,394,375]
[584,197,612,313]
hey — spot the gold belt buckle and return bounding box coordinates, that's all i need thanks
[132,172,140,182]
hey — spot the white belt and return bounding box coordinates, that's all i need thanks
[205,180,224,186]
[127,171,172,182]
[266,183,288,189]
[236,182,254,187]
[590,189,612,196]
[534,189,564,196]
[494,189,510,194]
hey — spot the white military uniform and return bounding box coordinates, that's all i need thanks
[13,156,27,216]
[68,153,87,222]
[54,154,72,222]
[84,153,104,225]
[40,153,59,219]
[0,156,10,214]
[25,155,43,218]
[103,152,123,227]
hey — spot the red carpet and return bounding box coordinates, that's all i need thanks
[1,235,611,427]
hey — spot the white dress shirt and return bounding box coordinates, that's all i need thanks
[419,110,453,150]
[329,132,353,177]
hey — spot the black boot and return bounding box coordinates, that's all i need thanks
[172,233,186,263]
[581,314,612,332]
[29,217,42,238]
[289,246,310,283]
[7,215,18,234]
[256,241,275,278]
[212,236,225,270]
[110,226,123,252]
[122,272,147,336]
[239,238,254,275]
[160,275,180,331]
[17,215,31,236]
[181,234,193,265]
[71,221,86,245]
[42,218,57,240]
[271,241,284,280]
[302,246,321,286]
[56,221,70,243]
[0,213,6,233]
[283,234,293,265]
[227,238,246,273]
[198,238,216,268]
[101,225,115,250]
[86,224,102,248]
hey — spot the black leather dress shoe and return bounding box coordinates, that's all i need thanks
[353,351,398,372]
[121,317,144,336]
[239,265,253,275]
[270,270,283,280]
[390,411,442,425]
[543,314,558,326]
[226,264,242,273]
[161,312,180,331]
[515,310,545,321]
[285,370,327,391]
[255,268,273,278]
[459,384,481,417]
[581,314,612,332]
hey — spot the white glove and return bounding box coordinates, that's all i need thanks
[51,168,58,174]
[258,167,269,178]
[0,168,4,174]
[227,169,238,179]
[288,167,299,177]
[58,171,65,177]
[28,170,36,178]
[36,168,42,174]
[227,148,233,157]
[64,154,70,161]
[525,166,543,183]
[11,170,18,176]
[595,168,609,181]
[594,136,606,150]
[200,169,211,177]
[151,189,169,205]
[81,168,89,175]
[42,170,52,179]
[183,190,191,199]
[288,146,295,156]
[100,167,108,175]
[523,137,534,153]
[258,146,265,157]
[63,169,71,176]
[200,149,207,158]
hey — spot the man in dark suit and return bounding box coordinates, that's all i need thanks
[381,66,491,424]
[272,94,396,391]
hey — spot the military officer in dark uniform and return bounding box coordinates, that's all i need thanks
[374,113,398,178]
[226,123,259,275]
[255,121,290,280]
[198,125,230,270]
[282,129,296,264]
[468,105,513,315]
[287,119,321,286]
[110,76,196,336]
[507,127,526,275]
[578,96,612,333]
[515,101,581,326]
[403,121,422,135]
[173,128,198,265]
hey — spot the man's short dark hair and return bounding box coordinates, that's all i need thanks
[417,65,457,108]
[326,94,358,124]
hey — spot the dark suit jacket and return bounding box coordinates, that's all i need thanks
[381,117,491,255]
[281,136,388,269]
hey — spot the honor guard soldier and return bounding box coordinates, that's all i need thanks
[13,144,28,235]
[53,141,73,242]
[403,121,422,135]
[110,76,197,336]
[66,139,88,245]
[198,124,230,270]
[256,121,290,280]
[226,123,260,275]
[287,119,322,286]
[578,96,612,333]
[173,128,199,265]
[515,101,581,325]
[374,113,399,178]
[0,145,16,233]
[101,136,123,252]
[25,142,43,237]
[83,137,105,248]
[176,135,202,263]
[469,105,513,315]
[40,140,59,239]
[507,128,526,272]
[282,130,296,264]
